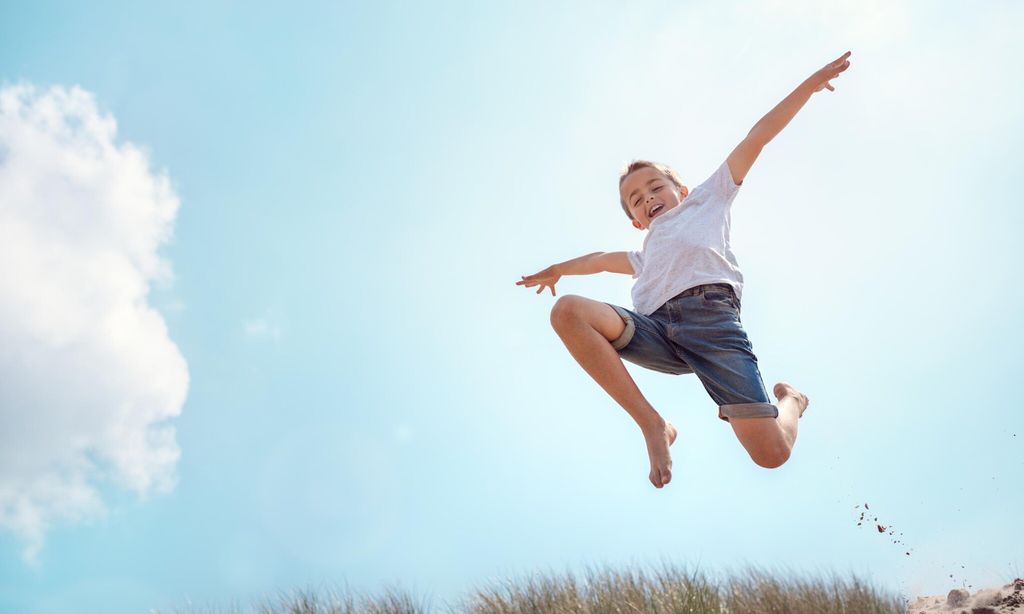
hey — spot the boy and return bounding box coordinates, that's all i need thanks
[517,51,852,489]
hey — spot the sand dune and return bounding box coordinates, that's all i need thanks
[907,578,1023,613]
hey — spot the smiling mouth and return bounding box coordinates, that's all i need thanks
[649,204,665,218]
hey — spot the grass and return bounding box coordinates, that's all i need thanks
[457,563,904,614]
[155,562,906,614]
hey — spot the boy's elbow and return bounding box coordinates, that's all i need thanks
[745,127,772,149]
[597,251,634,276]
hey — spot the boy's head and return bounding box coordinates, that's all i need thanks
[619,161,689,230]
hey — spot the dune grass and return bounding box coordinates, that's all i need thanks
[457,562,904,614]
[157,562,906,614]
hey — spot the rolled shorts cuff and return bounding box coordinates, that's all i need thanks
[718,402,779,422]
[607,304,635,351]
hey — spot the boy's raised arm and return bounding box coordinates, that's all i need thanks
[727,51,852,186]
[517,251,634,296]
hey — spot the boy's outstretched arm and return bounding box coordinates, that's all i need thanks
[517,251,634,296]
[727,51,852,186]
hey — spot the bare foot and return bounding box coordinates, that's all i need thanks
[773,382,809,417]
[642,421,677,488]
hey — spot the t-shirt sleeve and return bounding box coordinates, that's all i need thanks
[627,250,643,279]
[695,159,742,208]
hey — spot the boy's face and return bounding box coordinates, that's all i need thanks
[620,167,689,230]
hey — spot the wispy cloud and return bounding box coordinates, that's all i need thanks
[0,84,188,564]
[243,317,283,340]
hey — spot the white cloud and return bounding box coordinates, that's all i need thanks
[0,83,188,564]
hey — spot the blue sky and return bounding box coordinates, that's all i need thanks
[1,1,1022,612]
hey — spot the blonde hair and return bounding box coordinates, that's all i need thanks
[618,160,685,221]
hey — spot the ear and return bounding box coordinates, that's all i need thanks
[632,219,643,230]
[680,185,689,198]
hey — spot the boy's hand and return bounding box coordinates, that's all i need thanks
[808,51,852,93]
[517,265,562,296]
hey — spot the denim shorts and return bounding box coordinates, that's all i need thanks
[605,283,778,422]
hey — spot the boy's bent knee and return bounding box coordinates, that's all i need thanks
[549,296,628,344]
[752,446,791,469]
[549,295,586,329]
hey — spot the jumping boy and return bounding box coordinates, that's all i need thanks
[517,51,852,489]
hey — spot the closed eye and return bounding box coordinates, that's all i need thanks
[633,182,665,207]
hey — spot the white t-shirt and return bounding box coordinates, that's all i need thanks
[627,159,745,316]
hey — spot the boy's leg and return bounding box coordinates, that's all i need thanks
[728,383,809,468]
[548,295,677,488]
[667,289,809,469]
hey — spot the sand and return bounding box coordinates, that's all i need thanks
[906,578,1023,613]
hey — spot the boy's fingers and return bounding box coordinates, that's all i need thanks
[826,56,848,72]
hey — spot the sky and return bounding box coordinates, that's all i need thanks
[1,1,1022,612]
